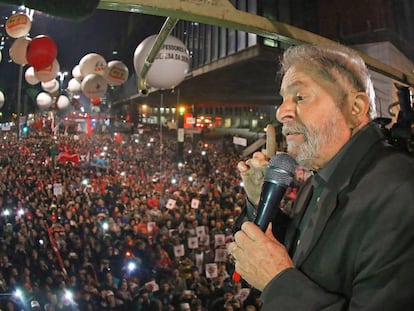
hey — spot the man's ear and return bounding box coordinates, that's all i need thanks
[348,92,371,129]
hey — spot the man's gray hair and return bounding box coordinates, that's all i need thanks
[280,44,377,119]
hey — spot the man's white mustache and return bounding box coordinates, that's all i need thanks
[282,123,307,136]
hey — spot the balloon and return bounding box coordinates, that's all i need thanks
[0,50,2,63]
[26,35,57,70]
[67,78,81,93]
[41,79,59,94]
[25,67,39,85]
[72,64,83,81]
[5,13,31,38]
[0,91,4,109]
[79,53,107,77]
[9,37,31,65]
[90,97,101,105]
[134,35,190,90]
[56,95,70,110]
[36,92,53,110]
[34,59,60,83]
[81,73,108,99]
[105,60,129,86]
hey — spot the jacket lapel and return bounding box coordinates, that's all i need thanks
[284,179,314,255]
[292,189,338,265]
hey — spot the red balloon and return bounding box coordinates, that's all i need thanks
[91,97,101,105]
[26,35,57,70]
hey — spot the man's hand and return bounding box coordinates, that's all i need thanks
[237,124,278,206]
[228,222,294,291]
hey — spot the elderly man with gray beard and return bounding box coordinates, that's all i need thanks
[229,44,414,311]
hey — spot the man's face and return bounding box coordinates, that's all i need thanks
[277,63,353,170]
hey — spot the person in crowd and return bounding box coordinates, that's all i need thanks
[230,43,414,310]
[153,279,175,311]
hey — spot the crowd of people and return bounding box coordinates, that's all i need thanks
[0,125,301,311]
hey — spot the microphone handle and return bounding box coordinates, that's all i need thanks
[254,182,286,231]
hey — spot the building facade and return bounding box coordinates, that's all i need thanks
[118,0,414,141]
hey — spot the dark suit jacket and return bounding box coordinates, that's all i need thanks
[261,123,414,310]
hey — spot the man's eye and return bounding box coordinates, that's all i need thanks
[294,94,304,102]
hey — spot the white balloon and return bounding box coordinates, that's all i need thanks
[72,64,83,81]
[134,35,190,90]
[34,59,60,83]
[67,78,81,93]
[0,91,4,109]
[25,66,39,85]
[105,60,129,86]
[79,53,107,77]
[56,95,70,110]
[81,73,108,99]
[41,79,59,93]
[9,37,31,65]
[36,92,53,110]
[5,13,32,38]
[0,50,2,64]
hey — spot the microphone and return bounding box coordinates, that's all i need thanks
[232,152,296,282]
[254,152,297,231]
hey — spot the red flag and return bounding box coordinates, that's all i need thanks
[46,224,68,280]
[56,152,80,165]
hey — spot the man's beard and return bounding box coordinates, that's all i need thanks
[283,114,340,169]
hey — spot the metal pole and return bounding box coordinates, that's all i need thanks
[16,65,23,139]
[159,92,163,177]
[176,88,184,163]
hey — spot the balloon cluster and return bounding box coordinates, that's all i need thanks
[5,11,130,113]
[5,12,62,111]
[68,53,129,106]
[3,13,189,114]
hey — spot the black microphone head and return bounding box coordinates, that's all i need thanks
[264,153,297,186]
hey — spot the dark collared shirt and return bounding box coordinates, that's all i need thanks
[292,125,365,261]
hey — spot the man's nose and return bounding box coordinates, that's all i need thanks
[276,99,296,123]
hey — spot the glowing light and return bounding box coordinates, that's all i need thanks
[127,261,137,272]
[102,222,109,231]
[64,289,74,302]
[13,289,23,300]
